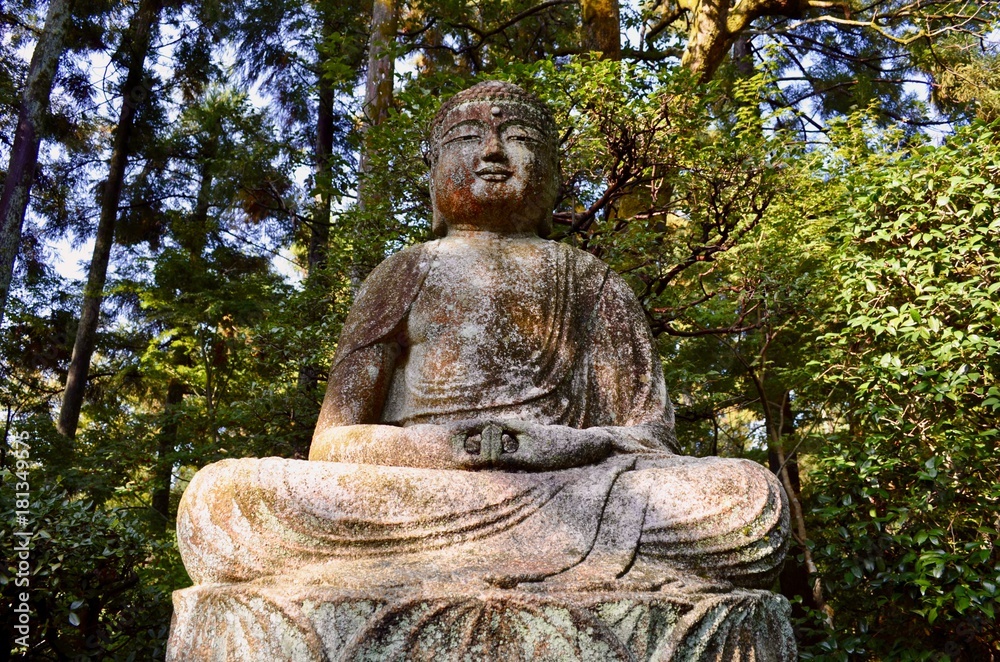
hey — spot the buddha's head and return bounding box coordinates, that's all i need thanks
[428,81,559,237]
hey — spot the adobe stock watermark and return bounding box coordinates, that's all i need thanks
[9,430,33,652]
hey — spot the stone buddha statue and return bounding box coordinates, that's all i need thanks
[170,81,794,661]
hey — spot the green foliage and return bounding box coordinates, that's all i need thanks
[4,0,1000,656]
[801,121,1000,659]
[1,473,180,660]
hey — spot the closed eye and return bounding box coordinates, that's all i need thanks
[444,134,482,146]
[504,127,544,144]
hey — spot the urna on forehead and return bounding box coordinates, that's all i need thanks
[429,81,557,147]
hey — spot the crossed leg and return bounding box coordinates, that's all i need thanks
[543,455,788,591]
[177,454,787,590]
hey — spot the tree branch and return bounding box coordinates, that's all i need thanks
[448,0,575,52]
[646,8,686,42]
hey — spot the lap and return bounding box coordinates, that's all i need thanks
[178,456,630,584]
[178,454,786,586]
[184,454,780,527]
[621,455,783,528]
[185,456,592,519]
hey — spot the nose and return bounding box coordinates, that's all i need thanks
[481,129,507,162]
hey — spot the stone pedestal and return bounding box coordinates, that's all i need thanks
[167,583,796,661]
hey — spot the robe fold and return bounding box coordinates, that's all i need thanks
[177,234,786,590]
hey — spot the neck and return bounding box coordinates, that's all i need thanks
[438,211,545,237]
[445,228,538,239]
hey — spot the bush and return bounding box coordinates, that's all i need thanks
[801,121,1000,660]
[1,473,182,660]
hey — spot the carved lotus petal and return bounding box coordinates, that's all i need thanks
[340,594,633,662]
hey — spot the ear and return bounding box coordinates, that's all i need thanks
[536,163,559,238]
[430,174,448,236]
[537,212,552,238]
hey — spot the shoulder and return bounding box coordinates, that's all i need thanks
[549,242,642,303]
[363,241,436,285]
[550,240,604,266]
[354,241,437,303]
[337,242,437,356]
[547,240,612,281]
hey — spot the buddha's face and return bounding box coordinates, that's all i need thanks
[431,100,557,234]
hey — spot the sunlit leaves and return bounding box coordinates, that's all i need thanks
[804,120,1000,657]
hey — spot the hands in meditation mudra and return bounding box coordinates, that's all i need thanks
[177,82,788,595]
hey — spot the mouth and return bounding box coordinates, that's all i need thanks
[475,168,513,182]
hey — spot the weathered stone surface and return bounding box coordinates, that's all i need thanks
[168,584,795,661]
[176,453,787,589]
[168,81,796,660]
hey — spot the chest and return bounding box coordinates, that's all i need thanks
[407,240,559,347]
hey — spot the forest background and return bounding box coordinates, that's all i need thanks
[1,0,998,658]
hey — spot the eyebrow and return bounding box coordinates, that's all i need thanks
[441,119,487,137]
[498,119,544,133]
[441,117,545,138]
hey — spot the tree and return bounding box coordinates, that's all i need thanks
[0,2,33,148]
[130,87,292,525]
[581,0,621,59]
[0,0,75,327]
[224,0,372,449]
[354,0,400,283]
[58,0,165,440]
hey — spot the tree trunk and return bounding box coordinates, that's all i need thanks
[767,390,823,627]
[759,384,829,621]
[150,148,212,526]
[186,149,215,257]
[361,0,398,164]
[731,32,754,77]
[151,379,184,530]
[295,13,341,418]
[680,0,807,82]
[580,0,621,60]
[306,25,336,278]
[353,0,398,283]
[0,0,75,327]
[294,0,399,450]
[680,0,733,81]
[58,0,163,440]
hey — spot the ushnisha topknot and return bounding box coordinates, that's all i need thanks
[427,81,558,162]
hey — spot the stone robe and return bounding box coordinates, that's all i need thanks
[177,234,787,592]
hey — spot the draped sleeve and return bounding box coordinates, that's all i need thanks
[315,242,437,431]
[587,266,677,452]
[329,242,437,373]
